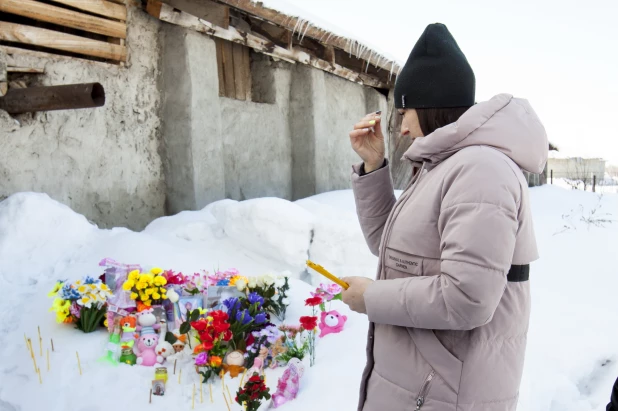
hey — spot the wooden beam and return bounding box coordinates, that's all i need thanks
[0,22,127,62]
[215,0,399,74]
[0,0,127,39]
[48,0,127,21]
[7,66,45,74]
[161,0,229,29]
[146,0,163,19]
[0,50,7,97]
[154,4,388,88]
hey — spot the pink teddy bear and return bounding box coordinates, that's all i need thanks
[135,332,164,366]
[319,310,347,338]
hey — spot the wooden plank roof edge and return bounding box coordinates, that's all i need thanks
[213,0,401,75]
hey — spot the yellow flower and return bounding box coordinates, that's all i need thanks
[101,283,110,291]
[55,310,69,324]
[122,280,134,291]
[128,270,140,281]
[152,292,161,300]
[143,299,152,306]
[75,280,82,286]
[136,281,147,290]
[153,276,167,286]
[139,293,148,301]
[50,298,70,312]
[145,288,154,296]
[150,268,163,275]
[47,281,64,297]
[139,274,154,285]
[161,294,168,300]
[77,285,88,294]
[229,275,248,287]
[130,292,138,300]
[89,284,96,290]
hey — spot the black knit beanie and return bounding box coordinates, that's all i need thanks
[394,23,475,109]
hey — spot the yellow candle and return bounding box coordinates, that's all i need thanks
[192,384,195,409]
[76,351,82,376]
[209,383,213,403]
[200,379,203,403]
[178,368,182,384]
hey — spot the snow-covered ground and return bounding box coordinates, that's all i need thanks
[0,186,616,411]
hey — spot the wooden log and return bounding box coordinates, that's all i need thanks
[48,0,127,21]
[153,4,388,89]
[161,0,229,29]
[0,82,105,114]
[0,50,7,97]
[0,22,127,62]
[216,0,399,74]
[0,45,118,66]
[146,0,163,19]
[0,0,127,39]
[7,66,45,74]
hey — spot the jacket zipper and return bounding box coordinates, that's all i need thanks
[415,370,435,410]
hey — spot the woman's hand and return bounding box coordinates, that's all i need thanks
[349,112,385,173]
[341,276,375,314]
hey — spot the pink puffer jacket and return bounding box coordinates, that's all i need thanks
[352,94,548,410]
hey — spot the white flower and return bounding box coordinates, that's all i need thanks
[248,277,258,288]
[274,277,285,288]
[282,297,291,306]
[167,288,180,303]
[255,276,264,287]
[262,274,275,286]
[236,279,246,292]
[77,295,93,308]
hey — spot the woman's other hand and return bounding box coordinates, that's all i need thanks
[349,112,385,173]
[341,276,375,314]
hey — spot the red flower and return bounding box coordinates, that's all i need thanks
[250,392,259,401]
[299,316,318,331]
[191,320,207,332]
[305,296,322,307]
[222,329,233,342]
[249,374,261,383]
[211,310,228,323]
[213,321,230,334]
[202,340,214,351]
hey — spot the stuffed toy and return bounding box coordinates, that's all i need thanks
[269,337,287,369]
[156,340,174,361]
[222,350,245,378]
[136,309,161,336]
[247,356,263,377]
[119,315,137,349]
[318,310,347,338]
[271,358,304,408]
[135,332,163,366]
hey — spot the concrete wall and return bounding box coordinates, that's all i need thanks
[1,9,389,229]
[0,4,165,230]
[158,23,389,214]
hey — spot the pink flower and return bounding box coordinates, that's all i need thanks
[195,351,208,366]
[70,302,81,318]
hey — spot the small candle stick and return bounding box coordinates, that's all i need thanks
[209,383,213,403]
[76,351,82,375]
[38,326,42,357]
[51,338,55,352]
[178,368,182,384]
[149,389,152,404]
[47,349,50,372]
[200,379,203,403]
[192,384,195,409]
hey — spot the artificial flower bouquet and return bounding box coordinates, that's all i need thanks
[191,310,232,381]
[236,372,271,411]
[121,268,168,307]
[48,276,113,333]
[276,324,309,365]
[235,273,291,321]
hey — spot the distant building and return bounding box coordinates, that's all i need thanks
[547,150,606,182]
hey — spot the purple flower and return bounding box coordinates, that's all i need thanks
[70,302,81,318]
[223,298,240,313]
[248,292,264,307]
[236,309,253,325]
[255,312,267,325]
[195,352,208,366]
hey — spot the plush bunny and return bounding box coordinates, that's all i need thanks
[318,310,347,338]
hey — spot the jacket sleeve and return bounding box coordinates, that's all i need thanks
[364,153,521,330]
[351,160,396,256]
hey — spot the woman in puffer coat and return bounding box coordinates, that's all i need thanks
[341,23,548,411]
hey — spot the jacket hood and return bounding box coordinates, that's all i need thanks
[403,93,548,174]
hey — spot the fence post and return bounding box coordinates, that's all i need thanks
[593,175,596,193]
[550,169,553,185]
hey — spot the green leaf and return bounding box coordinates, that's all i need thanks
[165,331,178,344]
[332,293,343,301]
[190,309,200,322]
[319,302,326,312]
[179,322,191,335]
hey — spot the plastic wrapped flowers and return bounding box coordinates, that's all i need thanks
[48,276,113,333]
[121,268,168,307]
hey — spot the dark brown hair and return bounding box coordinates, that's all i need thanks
[416,106,471,136]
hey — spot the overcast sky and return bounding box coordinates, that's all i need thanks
[264,0,618,164]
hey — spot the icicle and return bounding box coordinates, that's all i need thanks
[389,60,395,82]
[300,21,311,43]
